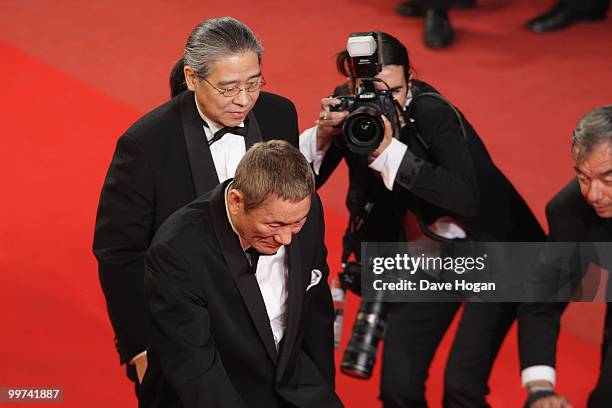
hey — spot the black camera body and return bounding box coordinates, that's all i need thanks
[331,88,398,155]
[333,32,400,155]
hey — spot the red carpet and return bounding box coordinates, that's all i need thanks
[1,0,611,406]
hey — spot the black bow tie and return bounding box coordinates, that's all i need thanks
[203,118,249,146]
[246,247,261,275]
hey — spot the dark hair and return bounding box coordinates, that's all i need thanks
[170,17,263,98]
[336,32,412,81]
[169,57,187,97]
[572,105,612,164]
[184,17,263,79]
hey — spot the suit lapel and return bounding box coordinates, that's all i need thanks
[209,182,278,364]
[244,110,263,149]
[235,273,278,364]
[276,235,306,379]
[180,91,220,196]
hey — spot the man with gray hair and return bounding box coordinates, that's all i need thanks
[140,140,342,407]
[518,105,612,408]
[93,17,299,394]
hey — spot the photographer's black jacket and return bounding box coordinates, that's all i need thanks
[315,80,544,243]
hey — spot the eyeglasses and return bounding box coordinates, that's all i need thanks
[201,76,266,97]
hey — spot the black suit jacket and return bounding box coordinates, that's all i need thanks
[317,80,543,244]
[140,181,342,408]
[518,178,611,370]
[93,90,299,363]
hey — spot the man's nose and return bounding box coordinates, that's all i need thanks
[587,181,603,204]
[232,89,249,106]
[274,228,293,246]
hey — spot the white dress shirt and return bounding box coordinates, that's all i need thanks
[225,183,288,350]
[195,94,247,183]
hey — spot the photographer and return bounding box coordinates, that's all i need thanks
[300,32,544,407]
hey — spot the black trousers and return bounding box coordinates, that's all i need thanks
[380,302,517,408]
[560,0,610,14]
[444,303,517,408]
[419,0,610,14]
[417,0,453,11]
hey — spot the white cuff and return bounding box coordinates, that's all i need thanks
[129,350,147,365]
[299,126,330,175]
[521,365,556,387]
[368,138,408,191]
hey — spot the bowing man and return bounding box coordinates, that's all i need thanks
[141,140,342,408]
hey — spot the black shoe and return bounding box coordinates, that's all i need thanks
[424,10,454,49]
[397,1,425,17]
[527,4,606,33]
[397,0,476,18]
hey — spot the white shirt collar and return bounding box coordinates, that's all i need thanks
[194,94,245,142]
[399,89,413,128]
[405,89,413,108]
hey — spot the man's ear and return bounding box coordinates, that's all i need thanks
[227,189,244,215]
[184,65,198,92]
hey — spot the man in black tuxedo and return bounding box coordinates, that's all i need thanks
[518,105,612,408]
[140,140,342,408]
[93,17,299,392]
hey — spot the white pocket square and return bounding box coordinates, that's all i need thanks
[306,269,323,291]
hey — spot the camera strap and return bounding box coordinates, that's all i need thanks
[342,201,375,265]
[402,91,469,147]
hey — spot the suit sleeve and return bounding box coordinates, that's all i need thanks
[93,133,154,363]
[394,100,479,217]
[301,195,336,389]
[285,99,300,148]
[517,200,569,372]
[145,242,246,408]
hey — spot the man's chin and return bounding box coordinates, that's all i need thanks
[595,209,612,219]
[257,244,281,255]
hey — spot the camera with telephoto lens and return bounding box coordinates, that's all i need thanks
[330,32,400,155]
[339,261,389,379]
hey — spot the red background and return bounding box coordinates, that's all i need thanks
[0,0,611,406]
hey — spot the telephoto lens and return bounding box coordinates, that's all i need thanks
[340,299,388,379]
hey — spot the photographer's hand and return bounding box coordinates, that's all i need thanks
[370,115,394,159]
[316,97,349,151]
